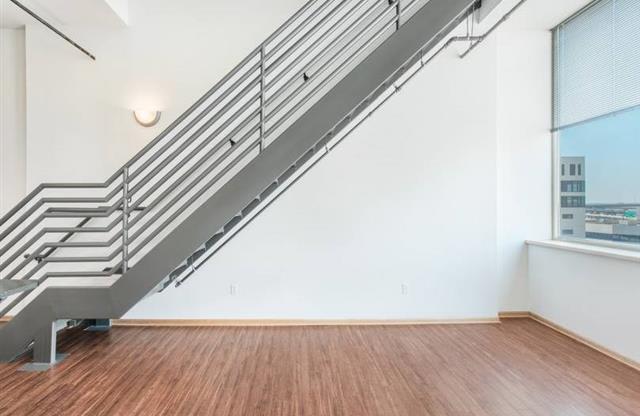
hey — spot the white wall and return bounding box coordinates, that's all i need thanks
[529,245,640,364]
[495,29,554,311]
[125,0,590,319]
[9,0,602,321]
[0,28,26,216]
[128,36,501,320]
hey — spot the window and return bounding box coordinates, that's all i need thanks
[553,0,640,248]
[561,181,585,193]
[561,196,586,208]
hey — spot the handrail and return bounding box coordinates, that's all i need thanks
[0,0,474,321]
[31,217,92,262]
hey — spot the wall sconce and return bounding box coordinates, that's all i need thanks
[133,110,161,127]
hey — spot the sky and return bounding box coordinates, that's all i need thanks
[561,106,640,204]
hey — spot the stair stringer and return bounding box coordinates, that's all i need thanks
[0,0,476,362]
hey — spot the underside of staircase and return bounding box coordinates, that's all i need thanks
[0,0,481,366]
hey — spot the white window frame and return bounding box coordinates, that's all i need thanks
[551,3,640,252]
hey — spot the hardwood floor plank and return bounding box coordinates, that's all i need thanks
[0,319,638,416]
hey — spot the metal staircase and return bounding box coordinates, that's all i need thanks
[0,0,482,367]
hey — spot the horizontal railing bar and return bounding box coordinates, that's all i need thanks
[127,123,261,246]
[40,240,119,249]
[39,197,114,204]
[39,271,116,277]
[128,136,260,257]
[37,182,109,188]
[37,210,121,219]
[42,256,114,263]
[47,207,111,213]
[37,225,120,234]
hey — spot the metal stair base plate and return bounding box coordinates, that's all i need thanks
[19,354,68,372]
[84,319,112,332]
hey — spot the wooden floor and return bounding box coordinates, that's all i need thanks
[0,319,638,416]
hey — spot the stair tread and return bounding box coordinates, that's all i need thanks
[171,264,188,278]
[205,232,225,249]
[191,248,206,262]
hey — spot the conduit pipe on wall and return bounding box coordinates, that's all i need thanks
[460,0,529,58]
[8,0,96,60]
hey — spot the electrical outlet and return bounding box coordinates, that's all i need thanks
[401,284,408,295]
[229,284,237,296]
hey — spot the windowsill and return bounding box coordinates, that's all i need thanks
[526,240,640,264]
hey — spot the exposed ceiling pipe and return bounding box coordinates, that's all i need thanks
[460,0,529,58]
[8,0,96,61]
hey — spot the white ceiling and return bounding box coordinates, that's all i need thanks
[489,0,591,31]
[0,0,128,29]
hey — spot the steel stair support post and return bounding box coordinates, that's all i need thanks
[33,321,56,363]
[82,169,130,333]
[85,319,112,332]
[121,167,130,273]
[396,0,401,31]
[20,320,67,371]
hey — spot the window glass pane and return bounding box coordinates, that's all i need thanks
[559,107,640,245]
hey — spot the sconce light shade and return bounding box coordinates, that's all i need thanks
[133,110,161,127]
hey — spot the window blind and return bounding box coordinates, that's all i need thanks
[553,0,640,130]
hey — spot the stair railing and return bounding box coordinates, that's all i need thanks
[0,0,457,318]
